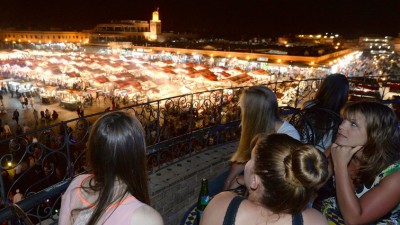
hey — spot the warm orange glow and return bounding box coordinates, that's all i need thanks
[152,9,160,22]
[277,59,282,63]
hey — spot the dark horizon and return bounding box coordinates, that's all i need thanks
[0,0,399,39]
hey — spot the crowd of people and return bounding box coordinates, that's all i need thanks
[335,52,400,77]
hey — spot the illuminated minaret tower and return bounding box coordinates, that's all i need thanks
[150,8,161,41]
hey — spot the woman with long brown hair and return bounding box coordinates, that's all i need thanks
[59,111,163,225]
[322,101,400,224]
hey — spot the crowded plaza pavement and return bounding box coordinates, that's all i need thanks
[0,91,110,140]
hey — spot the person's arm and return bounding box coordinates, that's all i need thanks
[59,177,83,225]
[131,204,164,225]
[59,190,72,225]
[200,191,236,225]
[223,163,245,190]
[331,144,400,224]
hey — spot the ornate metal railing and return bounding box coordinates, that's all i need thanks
[0,76,399,224]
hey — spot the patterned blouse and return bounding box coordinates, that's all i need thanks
[321,161,400,225]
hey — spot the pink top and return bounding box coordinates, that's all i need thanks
[59,174,144,225]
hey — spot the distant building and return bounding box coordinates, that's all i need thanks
[358,36,395,53]
[278,33,344,46]
[0,30,90,45]
[0,8,196,47]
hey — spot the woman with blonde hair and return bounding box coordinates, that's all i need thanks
[202,133,329,225]
[224,85,299,190]
[59,111,163,225]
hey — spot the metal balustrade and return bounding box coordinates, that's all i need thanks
[0,76,399,224]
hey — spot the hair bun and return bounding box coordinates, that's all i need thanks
[284,146,328,189]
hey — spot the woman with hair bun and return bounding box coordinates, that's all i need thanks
[201,133,329,225]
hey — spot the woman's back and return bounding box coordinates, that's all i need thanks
[200,192,328,225]
[59,112,163,225]
[60,174,163,225]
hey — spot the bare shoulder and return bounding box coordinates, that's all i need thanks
[131,204,164,225]
[211,191,238,203]
[205,191,238,214]
[201,192,238,225]
[302,208,329,225]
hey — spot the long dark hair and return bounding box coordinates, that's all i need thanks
[300,74,349,149]
[306,73,349,114]
[341,101,400,187]
[84,111,149,225]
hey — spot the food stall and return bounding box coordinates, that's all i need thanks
[8,80,35,97]
[39,86,58,104]
[59,90,81,111]
[60,98,81,111]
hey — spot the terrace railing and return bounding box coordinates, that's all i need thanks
[0,76,399,224]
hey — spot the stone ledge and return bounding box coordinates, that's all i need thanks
[148,141,237,225]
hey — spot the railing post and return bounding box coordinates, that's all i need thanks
[156,99,161,145]
[189,93,194,154]
[294,80,301,108]
[217,89,224,144]
[63,121,74,179]
[0,169,6,213]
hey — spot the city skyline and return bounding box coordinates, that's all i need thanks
[0,0,399,38]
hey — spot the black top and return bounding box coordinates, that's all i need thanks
[222,196,304,225]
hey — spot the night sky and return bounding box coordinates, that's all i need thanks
[0,0,399,38]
